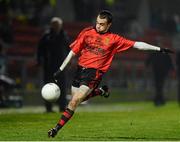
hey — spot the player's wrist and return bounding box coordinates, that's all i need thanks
[53,70,63,80]
[59,67,63,71]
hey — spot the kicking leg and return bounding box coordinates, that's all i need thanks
[82,85,110,102]
[48,85,90,138]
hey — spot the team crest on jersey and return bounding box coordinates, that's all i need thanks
[104,37,110,46]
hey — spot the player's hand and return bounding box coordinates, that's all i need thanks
[53,70,62,81]
[48,128,57,138]
[160,48,174,54]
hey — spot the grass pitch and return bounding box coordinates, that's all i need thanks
[0,102,180,141]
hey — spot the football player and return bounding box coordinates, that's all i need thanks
[48,10,173,137]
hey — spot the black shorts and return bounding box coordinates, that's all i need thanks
[72,66,104,89]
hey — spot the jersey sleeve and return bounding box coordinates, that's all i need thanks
[114,35,135,52]
[69,28,88,54]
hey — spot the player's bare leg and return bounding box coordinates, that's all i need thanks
[68,85,90,110]
[48,85,91,138]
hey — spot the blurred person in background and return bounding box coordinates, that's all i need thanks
[146,49,174,106]
[172,13,180,105]
[0,43,7,107]
[47,10,173,138]
[36,17,69,112]
[0,15,14,107]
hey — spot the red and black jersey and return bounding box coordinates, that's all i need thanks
[70,27,135,72]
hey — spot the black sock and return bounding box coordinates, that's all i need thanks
[55,108,74,131]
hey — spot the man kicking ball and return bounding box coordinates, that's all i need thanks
[48,10,173,137]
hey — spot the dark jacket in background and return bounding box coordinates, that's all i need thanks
[37,28,69,112]
[37,29,69,81]
[146,52,174,106]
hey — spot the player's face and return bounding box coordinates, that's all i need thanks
[95,15,111,34]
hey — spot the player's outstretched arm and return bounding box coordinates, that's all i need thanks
[59,50,75,71]
[54,50,75,80]
[133,42,174,54]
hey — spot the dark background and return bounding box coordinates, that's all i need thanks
[0,0,179,106]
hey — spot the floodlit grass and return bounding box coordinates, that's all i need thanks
[0,102,180,141]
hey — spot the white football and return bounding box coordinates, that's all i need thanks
[41,83,61,102]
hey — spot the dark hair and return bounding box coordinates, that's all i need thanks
[98,10,113,23]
